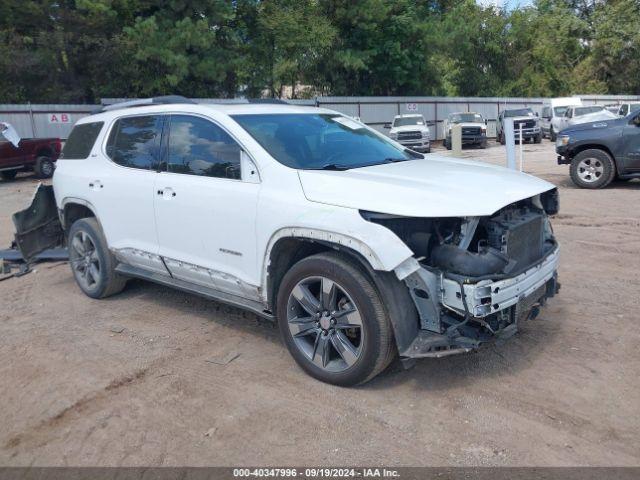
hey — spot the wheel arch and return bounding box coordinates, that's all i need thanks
[61,198,100,231]
[570,144,617,167]
[263,230,420,353]
[35,146,54,159]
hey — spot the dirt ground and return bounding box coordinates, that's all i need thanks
[1,141,639,467]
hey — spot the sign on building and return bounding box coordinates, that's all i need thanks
[406,103,418,111]
[48,113,71,124]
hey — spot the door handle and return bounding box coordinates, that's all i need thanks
[158,187,176,198]
[89,180,103,189]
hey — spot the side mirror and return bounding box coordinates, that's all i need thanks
[535,112,539,117]
[384,123,391,129]
[633,115,640,126]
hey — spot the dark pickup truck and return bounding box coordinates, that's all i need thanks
[556,109,640,188]
[0,123,62,180]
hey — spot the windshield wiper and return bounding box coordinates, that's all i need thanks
[318,163,352,171]
[383,157,410,163]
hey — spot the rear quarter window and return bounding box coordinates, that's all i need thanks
[61,122,104,159]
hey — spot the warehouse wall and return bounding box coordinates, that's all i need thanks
[1,95,638,140]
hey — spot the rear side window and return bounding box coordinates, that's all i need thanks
[166,115,241,180]
[106,115,163,170]
[61,122,104,159]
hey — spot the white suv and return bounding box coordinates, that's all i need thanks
[20,97,561,386]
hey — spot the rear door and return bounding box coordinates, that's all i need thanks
[153,114,261,296]
[88,114,166,273]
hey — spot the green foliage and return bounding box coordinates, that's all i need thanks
[0,0,639,102]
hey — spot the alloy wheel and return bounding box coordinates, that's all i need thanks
[577,157,604,183]
[286,276,364,373]
[70,231,101,290]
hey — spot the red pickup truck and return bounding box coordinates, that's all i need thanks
[0,122,62,181]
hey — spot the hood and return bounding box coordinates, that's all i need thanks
[562,116,624,135]
[298,155,555,218]
[511,116,537,122]
[390,124,429,134]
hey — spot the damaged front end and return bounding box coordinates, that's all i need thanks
[363,188,561,359]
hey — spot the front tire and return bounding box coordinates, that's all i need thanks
[550,127,557,142]
[534,133,542,144]
[68,218,127,299]
[569,149,616,189]
[277,252,395,386]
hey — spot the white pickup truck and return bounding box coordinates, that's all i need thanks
[386,114,431,153]
[13,97,561,386]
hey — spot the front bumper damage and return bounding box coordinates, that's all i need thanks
[400,247,560,359]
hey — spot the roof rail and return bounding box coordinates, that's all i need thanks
[96,95,196,113]
[246,98,289,104]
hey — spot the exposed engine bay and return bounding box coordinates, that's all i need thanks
[361,189,560,358]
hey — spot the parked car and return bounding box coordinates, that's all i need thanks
[556,107,640,188]
[540,97,582,141]
[385,114,430,153]
[0,122,61,180]
[558,105,617,130]
[15,97,561,386]
[442,112,487,150]
[497,108,542,144]
[605,104,621,114]
[615,102,640,117]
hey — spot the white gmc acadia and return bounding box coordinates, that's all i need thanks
[16,96,561,385]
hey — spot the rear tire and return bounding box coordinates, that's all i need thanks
[569,149,616,189]
[35,156,54,178]
[1,170,18,181]
[276,252,395,386]
[68,218,127,299]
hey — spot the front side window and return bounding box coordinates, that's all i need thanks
[554,106,568,117]
[166,115,241,180]
[106,115,162,170]
[620,105,629,115]
[232,114,413,170]
[62,122,104,159]
[629,104,640,114]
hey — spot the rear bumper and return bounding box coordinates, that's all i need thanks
[401,247,560,359]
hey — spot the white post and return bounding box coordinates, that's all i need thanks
[505,118,516,170]
[519,122,524,171]
[451,124,462,156]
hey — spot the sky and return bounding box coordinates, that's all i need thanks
[476,0,534,10]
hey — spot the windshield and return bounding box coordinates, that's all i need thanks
[504,108,534,118]
[554,106,569,116]
[232,114,413,170]
[449,113,483,123]
[393,116,424,127]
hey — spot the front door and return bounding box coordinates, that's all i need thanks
[621,113,640,171]
[154,114,261,298]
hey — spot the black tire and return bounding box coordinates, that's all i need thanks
[550,127,557,142]
[534,133,542,144]
[68,218,127,299]
[480,140,487,149]
[499,131,505,145]
[569,149,616,189]
[35,156,54,178]
[276,252,395,386]
[445,137,452,150]
[1,170,18,181]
